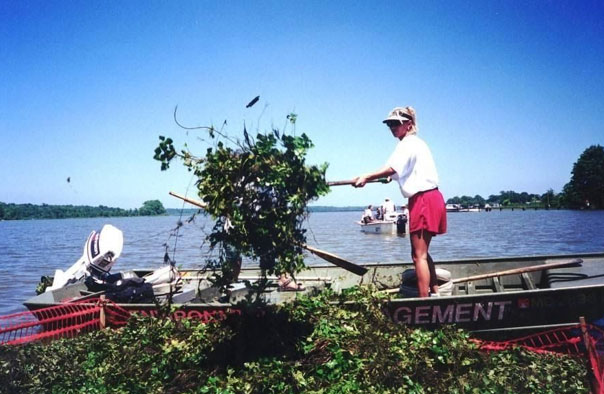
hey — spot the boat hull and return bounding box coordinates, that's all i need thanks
[24,252,604,336]
[384,283,604,334]
[359,221,398,234]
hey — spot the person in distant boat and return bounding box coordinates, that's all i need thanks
[401,204,410,220]
[382,197,395,217]
[352,106,446,298]
[361,205,375,224]
[375,206,383,220]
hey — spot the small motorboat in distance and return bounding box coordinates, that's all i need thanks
[359,199,409,235]
[446,204,461,212]
[358,212,409,235]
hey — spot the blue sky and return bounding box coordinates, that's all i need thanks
[1,1,603,209]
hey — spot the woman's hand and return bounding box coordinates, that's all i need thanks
[353,176,368,188]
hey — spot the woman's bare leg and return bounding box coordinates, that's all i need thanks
[410,230,433,297]
[427,253,439,295]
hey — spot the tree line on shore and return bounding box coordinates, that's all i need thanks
[0,200,166,220]
[446,189,563,209]
[447,145,604,210]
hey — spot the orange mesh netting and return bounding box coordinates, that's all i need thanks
[474,323,604,393]
[0,298,131,346]
[475,325,588,353]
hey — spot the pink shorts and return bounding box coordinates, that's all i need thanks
[408,188,447,235]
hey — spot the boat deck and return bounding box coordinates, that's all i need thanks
[269,252,604,295]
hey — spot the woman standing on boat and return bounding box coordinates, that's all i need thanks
[353,106,446,297]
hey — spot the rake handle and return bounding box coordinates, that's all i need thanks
[327,177,391,186]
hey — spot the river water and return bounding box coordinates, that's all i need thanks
[1,209,603,315]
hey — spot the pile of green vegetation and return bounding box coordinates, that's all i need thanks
[154,110,329,282]
[0,200,166,220]
[0,288,589,393]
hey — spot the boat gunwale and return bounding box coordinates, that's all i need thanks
[108,252,604,277]
[23,252,604,309]
[26,274,604,309]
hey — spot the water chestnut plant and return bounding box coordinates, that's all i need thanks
[154,108,329,284]
[0,288,590,393]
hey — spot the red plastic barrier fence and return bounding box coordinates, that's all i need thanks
[474,322,604,393]
[0,298,131,346]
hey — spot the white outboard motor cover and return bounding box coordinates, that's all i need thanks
[87,224,124,276]
[46,224,124,291]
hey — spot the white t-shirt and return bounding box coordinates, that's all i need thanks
[382,200,395,214]
[386,134,439,198]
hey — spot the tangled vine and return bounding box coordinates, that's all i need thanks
[154,107,329,283]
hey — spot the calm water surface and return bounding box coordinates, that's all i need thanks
[1,210,603,315]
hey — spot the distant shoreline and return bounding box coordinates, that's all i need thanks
[166,206,365,215]
[0,204,367,221]
[0,200,166,221]
[2,203,593,222]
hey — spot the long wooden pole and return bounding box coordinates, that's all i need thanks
[170,191,208,208]
[99,295,106,330]
[451,259,583,284]
[302,244,367,276]
[182,275,332,281]
[327,177,391,186]
[169,191,368,276]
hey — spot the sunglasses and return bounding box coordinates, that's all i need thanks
[386,120,410,128]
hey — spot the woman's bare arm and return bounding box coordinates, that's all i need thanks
[353,165,396,187]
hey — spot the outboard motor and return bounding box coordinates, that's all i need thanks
[86,225,124,278]
[46,224,124,291]
[396,214,407,234]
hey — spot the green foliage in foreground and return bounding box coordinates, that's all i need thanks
[0,288,589,393]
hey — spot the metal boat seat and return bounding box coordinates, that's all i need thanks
[491,277,504,292]
[521,272,536,290]
[465,281,476,295]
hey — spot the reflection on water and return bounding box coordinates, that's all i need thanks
[1,210,603,315]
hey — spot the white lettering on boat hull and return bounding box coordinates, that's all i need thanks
[392,301,512,325]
